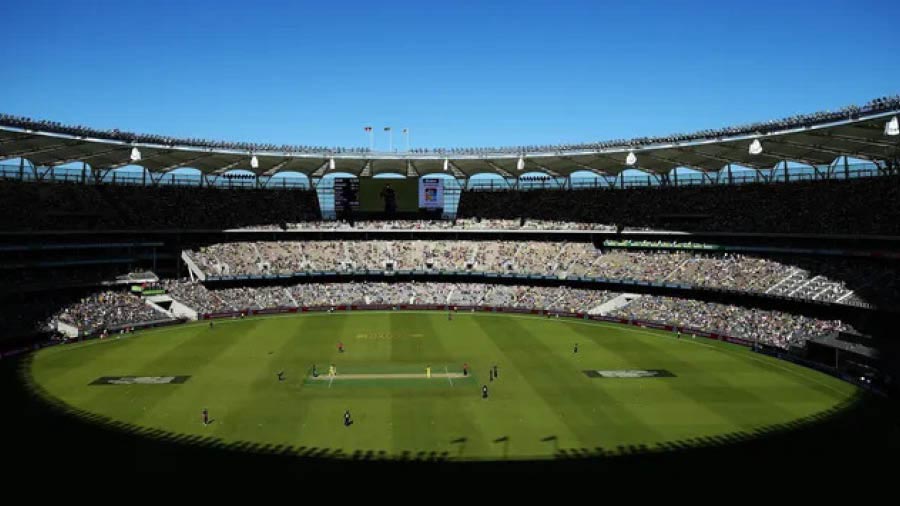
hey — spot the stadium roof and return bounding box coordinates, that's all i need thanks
[2,98,899,178]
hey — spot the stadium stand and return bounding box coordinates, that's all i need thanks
[115,279,849,350]
[457,176,900,236]
[182,241,899,308]
[0,180,320,231]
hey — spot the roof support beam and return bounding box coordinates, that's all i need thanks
[560,157,611,177]
[446,161,467,179]
[210,159,246,176]
[767,138,855,159]
[104,150,174,170]
[259,159,291,177]
[3,141,83,159]
[310,160,330,177]
[672,148,736,166]
[814,132,898,150]
[484,160,514,178]
[158,154,213,173]
[744,147,819,168]
[47,147,124,167]
[641,152,713,173]
[359,160,372,177]
[0,134,36,145]
[406,160,419,177]
[524,160,561,177]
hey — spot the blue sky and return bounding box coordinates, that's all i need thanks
[1,0,898,150]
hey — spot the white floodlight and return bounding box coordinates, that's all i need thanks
[625,151,637,166]
[329,158,336,171]
[250,155,259,169]
[885,116,899,136]
[749,139,763,155]
[517,156,525,171]
[443,158,449,172]
[130,147,141,162]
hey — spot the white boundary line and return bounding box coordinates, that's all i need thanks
[445,366,453,387]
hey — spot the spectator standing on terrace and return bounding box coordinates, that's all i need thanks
[380,184,397,215]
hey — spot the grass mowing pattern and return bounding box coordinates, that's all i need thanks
[29,311,857,461]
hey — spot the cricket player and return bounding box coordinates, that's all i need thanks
[344,409,352,427]
[329,364,336,377]
[201,408,209,426]
[426,365,432,379]
[482,385,488,399]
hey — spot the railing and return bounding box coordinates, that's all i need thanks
[467,165,886,191]
[0,164,312,190]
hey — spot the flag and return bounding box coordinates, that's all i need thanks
[402,128,408,134]
[384,127,391,131]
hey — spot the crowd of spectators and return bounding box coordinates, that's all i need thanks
[232,219,619,231]
[3,170,898,236]
[457,176,900,236]
[157,279,845,349]
[184,241,897,307]
[46,290,170,334]
[0,180,320,230]
[609,296,848,349]
[4,94,897,155]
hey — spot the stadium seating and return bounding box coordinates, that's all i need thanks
[153,280,847,349]
[183,241,898,307]
[457,177,900,236]
[0,180,320,231]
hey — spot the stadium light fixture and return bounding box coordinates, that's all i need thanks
[625,151,637,166]
[749,139,763,155]
[886,116,899,136]
[443,158,449,172]
[517,156,525,171]
[130,147,141,162]
[250,155,259,169]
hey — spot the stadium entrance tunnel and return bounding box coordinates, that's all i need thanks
[9,310,896,473]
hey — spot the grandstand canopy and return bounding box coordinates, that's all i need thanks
[2,106,898,178]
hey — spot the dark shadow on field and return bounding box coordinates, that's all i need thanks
[5,353,899,476]
[540,435,559,454]
[493,436,510,459]
[450,437,467,458]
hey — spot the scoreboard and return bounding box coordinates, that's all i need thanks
[418,177,444,209]
[334,177,359,211]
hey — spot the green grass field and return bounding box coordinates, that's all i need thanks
[28,311,858,461]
